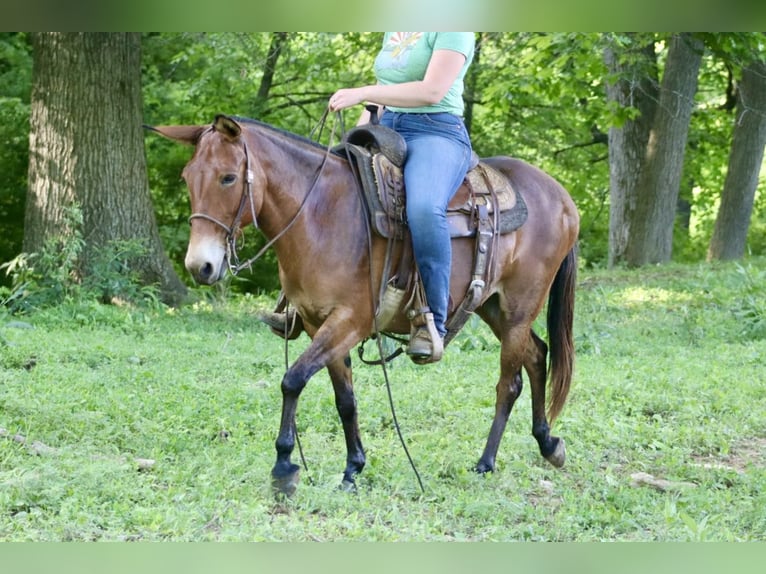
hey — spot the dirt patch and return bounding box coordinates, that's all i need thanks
[692,437,766,474]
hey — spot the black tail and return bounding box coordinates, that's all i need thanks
[546,245,577,424]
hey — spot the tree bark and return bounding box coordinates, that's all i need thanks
[255,32,288,107]
[604,35,659,267]
[623,33,704,266]
[26,32,186,305]
[463,32,484,136]
[707,58,766,261]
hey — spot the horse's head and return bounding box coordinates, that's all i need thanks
[148,115,262,284]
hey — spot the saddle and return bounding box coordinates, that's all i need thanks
[343,125,528,241]
[342,124,528,347]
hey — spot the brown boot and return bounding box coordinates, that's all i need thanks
[406,310,443,364]
[259,294,303,340]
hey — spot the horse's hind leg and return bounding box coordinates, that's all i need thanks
[327,355,365,490]
[527,330,566,467]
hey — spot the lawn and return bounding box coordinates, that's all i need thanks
[1,259,765,541]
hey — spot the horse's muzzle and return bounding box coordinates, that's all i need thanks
[192,260,226,284]
[185,237,227,285]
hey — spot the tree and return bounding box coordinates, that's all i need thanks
[707,57,766,260]
[604,34,659,267]
[0,33,32,287]
[606,33,704,267]
[25,32,186,304]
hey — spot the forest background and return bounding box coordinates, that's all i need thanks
[0,32,764,299]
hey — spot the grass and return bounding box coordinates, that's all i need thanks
[1,258,765,541]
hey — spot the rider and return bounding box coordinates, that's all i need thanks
[263,32,476,363]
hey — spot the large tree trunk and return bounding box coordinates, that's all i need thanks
[707,58,766,261]
[623,33,704,266]
[26,32,186,305]
[604,35,659,267]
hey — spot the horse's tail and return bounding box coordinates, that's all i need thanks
[546,244,577,424]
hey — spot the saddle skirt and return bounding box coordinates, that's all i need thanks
[343,125,528,240]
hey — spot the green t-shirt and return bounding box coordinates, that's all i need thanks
[373,32,475,116]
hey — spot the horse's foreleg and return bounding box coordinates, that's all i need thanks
[271,312,363,497]
[528,330,566,468]
[475,329,526,474]
[327,355,365,490]
[272,358,315,497]
[475,370,523,474]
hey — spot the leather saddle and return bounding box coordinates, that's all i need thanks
[338,123,529,348]
[340,124,528,241]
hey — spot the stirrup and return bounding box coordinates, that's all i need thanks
[406,308,443,364]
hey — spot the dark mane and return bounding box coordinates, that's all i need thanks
[230,115,331,153]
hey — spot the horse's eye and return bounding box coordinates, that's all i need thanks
[221,174,237,186]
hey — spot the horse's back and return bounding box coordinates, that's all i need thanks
[476,156,578,304]
[484,155,579,244]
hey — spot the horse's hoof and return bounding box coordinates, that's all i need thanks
[545,437,566,468]
[271,467,300,498]
[339,479,357,493]
[474,460,495,475]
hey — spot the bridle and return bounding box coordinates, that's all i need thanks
[187,115,338,276]
[188,135,258,276]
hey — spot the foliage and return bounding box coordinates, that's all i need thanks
[2,33,764,292]
[0,205,160,314]
[0,33,32,286]
[730,262,766,339]
[1,259,765,540]
[470,33,614,267]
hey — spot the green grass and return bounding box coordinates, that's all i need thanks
[1,259,765,541]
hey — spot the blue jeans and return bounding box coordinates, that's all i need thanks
[380,111,473,336]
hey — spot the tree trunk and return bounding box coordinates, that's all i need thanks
[604,35,659,267]
[624,33,704,266]
[26,32,186,305]
[255,32,288,110]
[707,59,766,261]
[463,32,484,136]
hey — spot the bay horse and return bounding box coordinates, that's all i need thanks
[148,114,579,497]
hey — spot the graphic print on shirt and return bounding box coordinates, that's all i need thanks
[378,32,423,68]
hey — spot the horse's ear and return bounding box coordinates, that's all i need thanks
[144,124,206,146]
[213,115,242,141]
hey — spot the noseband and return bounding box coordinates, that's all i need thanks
[188,137,258,275]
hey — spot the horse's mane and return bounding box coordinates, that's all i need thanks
[230,115,331,153]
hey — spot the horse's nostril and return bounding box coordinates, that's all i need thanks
[200,262,214,280]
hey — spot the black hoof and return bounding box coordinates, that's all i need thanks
[544,437,566,468]
[339,478,357,493]
[474,461,495,475]
[271,465,301,498]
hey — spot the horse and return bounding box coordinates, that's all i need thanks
[147,114,579,497]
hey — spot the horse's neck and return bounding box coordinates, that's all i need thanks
[250,127,358,244]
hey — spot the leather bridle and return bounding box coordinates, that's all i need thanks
[187,115,338,276]
[187,134,257,276]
